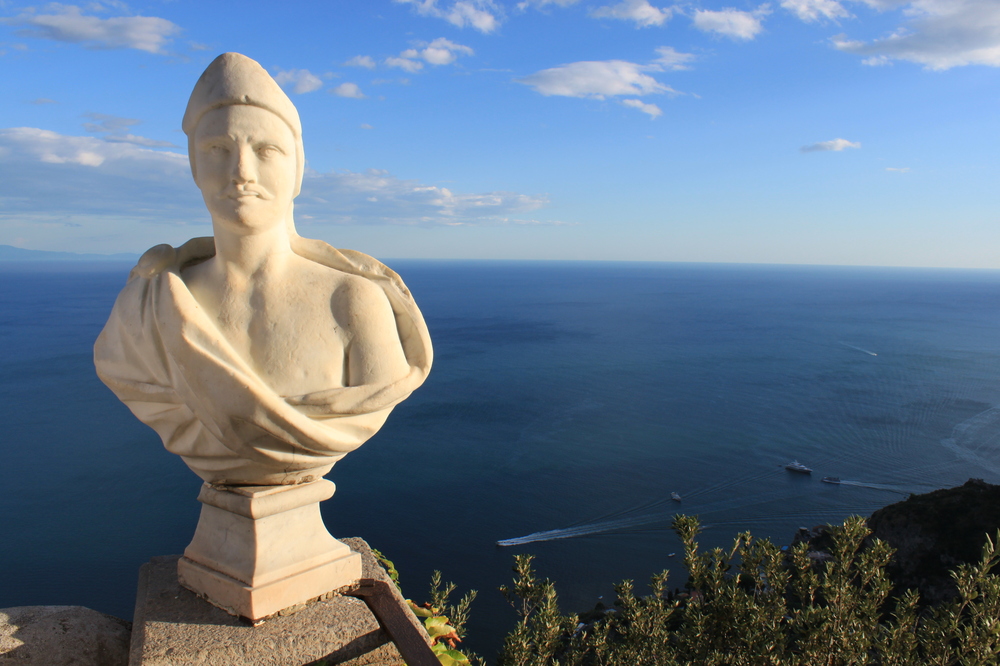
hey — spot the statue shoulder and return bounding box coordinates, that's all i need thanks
[333,270,390,304]
[131,238,215,279]
[326,270,396,332]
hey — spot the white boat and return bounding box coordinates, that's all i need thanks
[785,460,812,474]
[821,476,841,484]
[671,492,682,502]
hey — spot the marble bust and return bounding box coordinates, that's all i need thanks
[94,53,433,487]
[94,53,433,619]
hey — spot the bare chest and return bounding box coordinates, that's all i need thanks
[197,277,349,396]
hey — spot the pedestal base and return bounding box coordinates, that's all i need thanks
[177,479,361,621]
[130,539,425,666]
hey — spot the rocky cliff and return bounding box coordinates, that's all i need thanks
[866,478,1000,605]
[794,478,1000,606]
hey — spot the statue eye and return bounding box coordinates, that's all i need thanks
[257,145,282,158]
[206,144,229,156]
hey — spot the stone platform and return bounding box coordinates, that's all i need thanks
[129,538,426,666]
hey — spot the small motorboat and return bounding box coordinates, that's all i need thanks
[821,476,841,484]
[671,492,682,502]
[785,460,812,474]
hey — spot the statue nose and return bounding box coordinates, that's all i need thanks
[232,148,257,183]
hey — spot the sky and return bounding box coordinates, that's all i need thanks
[1,0,998,266]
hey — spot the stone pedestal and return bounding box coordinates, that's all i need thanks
[177,479,362,622]
[130,539,423,665]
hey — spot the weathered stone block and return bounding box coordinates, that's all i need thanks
[0,605,130,666]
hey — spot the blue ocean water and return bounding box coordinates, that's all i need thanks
[3,260,1000,657]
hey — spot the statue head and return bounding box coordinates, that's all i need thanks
[183,53,305,233]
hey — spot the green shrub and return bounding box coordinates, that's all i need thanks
[371,547,480,665]
[495,515,1000,666]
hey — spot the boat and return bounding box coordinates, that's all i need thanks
[671,492,682,502]
[784,460,812,474]
[821,476,841,484]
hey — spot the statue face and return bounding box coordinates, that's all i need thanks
[192,104,297,234]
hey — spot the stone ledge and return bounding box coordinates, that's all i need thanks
[0,605,131,666]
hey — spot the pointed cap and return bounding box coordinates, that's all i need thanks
[183,52,304,198]
[182,52,301,139]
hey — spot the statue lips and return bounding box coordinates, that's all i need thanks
[224,187,271,216]
[227,187,269,200]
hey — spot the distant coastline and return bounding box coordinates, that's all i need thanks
[0,244,139,263]
[5,246,1000,275]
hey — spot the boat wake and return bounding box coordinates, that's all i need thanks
[940,406,1000,478]
[831,480,911,495]
[497,512,672,547]
[496,475,922,546]
[839,342,878,357]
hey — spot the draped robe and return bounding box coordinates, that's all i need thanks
[94,235,432,485]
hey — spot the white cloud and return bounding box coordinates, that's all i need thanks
[82,112,138,134]
[420,37,474,64]
[517,0,579,8]
[81,112,174,147]
[800,137,861,152]
[386,38,473,71]
[385,55,424,72]
[833,0,1000,70]
[360,124,374,130]
[621,98,662,117]
[591,0,671,27]
[886,166,910,172]
[104,133,175,147]
[692,5,771,40]
[0,127,196,225]
[1,4,180,54]
[861,54,892,66]
[273,68,324,94]
[394,0,502,33]
[857,0,909,9]
[297,168,550,226]
[0,127,552,230]
[781,0,850,22]
[654,46,696,69]
[333,82,366,99]
[345,55,377,69]
[518,60,673,98]
[2,127,183,169]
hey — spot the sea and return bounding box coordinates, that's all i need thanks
[3,259,1000,658]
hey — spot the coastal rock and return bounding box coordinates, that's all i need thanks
[0,605,130,665]
[865,478,1000,605]
[789,480,1000,606]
